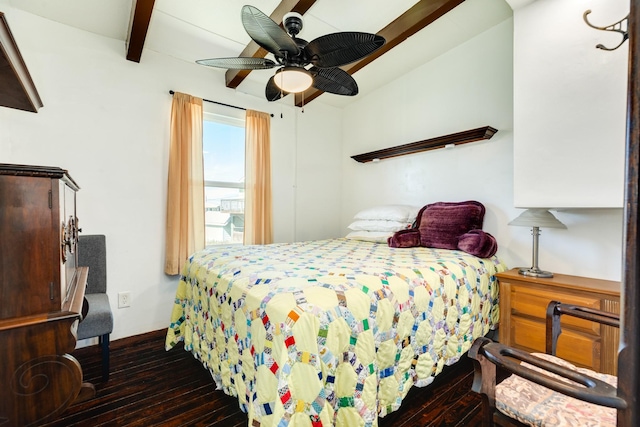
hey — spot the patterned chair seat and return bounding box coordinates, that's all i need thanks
[495,353,617,427]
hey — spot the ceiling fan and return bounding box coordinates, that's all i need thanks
[196,5,386,102]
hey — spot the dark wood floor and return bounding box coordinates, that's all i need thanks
[40,329,483,427]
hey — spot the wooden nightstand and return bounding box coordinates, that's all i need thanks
[496,268,620,375]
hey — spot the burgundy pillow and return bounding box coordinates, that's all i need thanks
[388,228,421,248]
[457,229,498,258]
[417,201,485,250]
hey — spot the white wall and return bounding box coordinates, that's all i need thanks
[341,17,624,281]
[0,6,343,340]
[292,103,344,241]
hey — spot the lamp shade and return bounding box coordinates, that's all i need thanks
[508,209,567,229]
[274,67,313,93]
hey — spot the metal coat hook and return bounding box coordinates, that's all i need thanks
[583,9,629,51]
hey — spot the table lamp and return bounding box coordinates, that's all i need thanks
[508,209,566,278]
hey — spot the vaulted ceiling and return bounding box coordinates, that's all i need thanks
[6,0,513,108]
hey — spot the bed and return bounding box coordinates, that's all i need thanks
[165,236,506,427]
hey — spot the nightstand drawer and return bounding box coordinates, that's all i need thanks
[510,315,601,369]
[510,286,601,334]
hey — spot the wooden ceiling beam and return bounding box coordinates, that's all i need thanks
[225,0,318,88]
[295,0,465,106]
[126,0,156,63]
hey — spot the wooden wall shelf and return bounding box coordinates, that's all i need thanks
[0,12,43,113]
[351,126,498,163]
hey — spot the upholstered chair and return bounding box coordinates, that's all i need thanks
[77,234,114,382]
[469,300,623,426]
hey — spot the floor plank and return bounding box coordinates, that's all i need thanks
[38,329,483,426]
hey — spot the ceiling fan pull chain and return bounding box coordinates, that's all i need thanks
[280,86,285,118]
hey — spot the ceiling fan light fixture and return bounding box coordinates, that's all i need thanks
[274,67,313,93]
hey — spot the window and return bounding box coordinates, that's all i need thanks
[203,113,245,245]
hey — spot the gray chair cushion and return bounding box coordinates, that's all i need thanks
[77,293,114,339]
[77,234,113,340]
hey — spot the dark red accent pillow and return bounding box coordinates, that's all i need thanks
[388,228,421,248]
[457,229,498,258]
[417,201,485,250]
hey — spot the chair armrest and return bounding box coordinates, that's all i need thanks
[545,300,620,355]
[469,337,626,409]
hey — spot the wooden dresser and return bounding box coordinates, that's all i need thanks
[497,268,620,375]
[0,164,93,426]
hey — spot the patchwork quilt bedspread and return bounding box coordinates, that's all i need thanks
[165,238,506,427]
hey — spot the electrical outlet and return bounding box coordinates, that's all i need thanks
[118,291,131,308]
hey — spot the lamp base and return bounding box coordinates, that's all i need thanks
[518,267,554,278]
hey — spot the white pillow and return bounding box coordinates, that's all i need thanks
[345,231,392,243]
[353,204,420,222]
[347,219,411,232]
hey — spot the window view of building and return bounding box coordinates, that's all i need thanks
[203,115,245,245]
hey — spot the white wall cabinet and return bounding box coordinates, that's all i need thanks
[512,0,628,208]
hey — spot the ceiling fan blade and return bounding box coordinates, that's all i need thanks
[310,67,358,96]
[265,75,290,102]
[241,5,299,58]
[305,32,385,68]
[196,57,276,70]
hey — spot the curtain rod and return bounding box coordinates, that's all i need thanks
[169,90,274,117]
